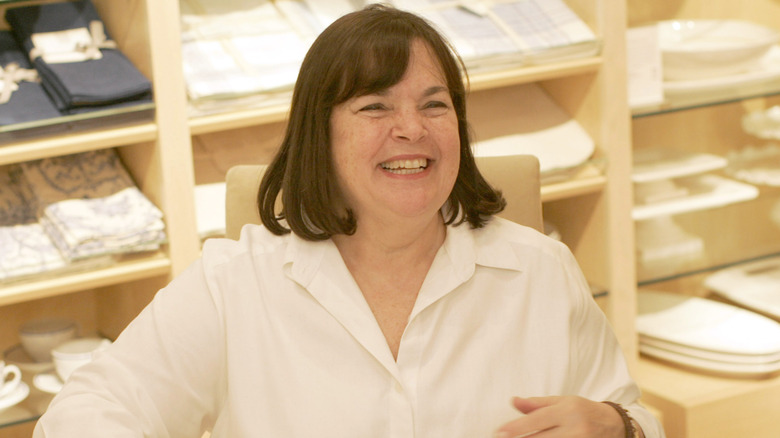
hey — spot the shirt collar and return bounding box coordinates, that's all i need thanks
[284,217,526,288]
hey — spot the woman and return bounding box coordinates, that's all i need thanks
[35,5,664,438]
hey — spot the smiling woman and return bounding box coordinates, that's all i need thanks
[33,5,664,438]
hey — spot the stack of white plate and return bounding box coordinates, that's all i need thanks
[637,290,780,377]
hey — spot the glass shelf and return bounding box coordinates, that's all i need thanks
[632,79,780,118]
[635,187,780,285]
[0,102,156,144]
[0,377,52,431]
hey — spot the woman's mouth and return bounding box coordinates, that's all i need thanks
[380,158,428,175]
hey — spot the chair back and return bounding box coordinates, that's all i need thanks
[225,154,543,240]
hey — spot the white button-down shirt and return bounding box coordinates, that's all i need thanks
[35,218,664,437]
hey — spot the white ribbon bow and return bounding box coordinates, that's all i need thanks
[29,20,117,62]
[0,62,39,104]
[76,20,118,58]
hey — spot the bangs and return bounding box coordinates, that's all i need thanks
[332,30,412,103]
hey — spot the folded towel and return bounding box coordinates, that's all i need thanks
[20,149,167,261]
[0,31,61,125]
[0,165,66,281]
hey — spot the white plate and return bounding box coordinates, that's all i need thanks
[632,148,727,183]
[3,344,55,376]
[705,257,780,319]
[0,382,30,414]
[640,335,780,364]
[664,45,780,95]
[659,20,780,81]
[632,174,759,221]
[637,290,780,356]
[640,343,780,378]
[33,372,64,395]
[471,83,594,174]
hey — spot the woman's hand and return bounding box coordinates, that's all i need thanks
[493,395,627,438]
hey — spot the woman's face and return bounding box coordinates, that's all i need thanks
[329,40,460,226]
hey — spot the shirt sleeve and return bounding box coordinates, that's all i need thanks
[33,258,226,438]
[556,244,666,438]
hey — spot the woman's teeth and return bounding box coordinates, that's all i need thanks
[380,158,428,175]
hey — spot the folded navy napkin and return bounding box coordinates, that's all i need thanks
[0,31,61,125]
[5,0,152,111]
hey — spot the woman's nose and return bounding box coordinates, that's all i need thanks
[392,109,427,143]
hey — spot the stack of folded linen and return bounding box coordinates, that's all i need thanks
[4,0,153,114]
[20,149,166,261]
[390,0,600,72]
[179,0,312,115]
[0,165,67,282]
[0,31,62,126]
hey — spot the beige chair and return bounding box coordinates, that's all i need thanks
[225,154,542,240]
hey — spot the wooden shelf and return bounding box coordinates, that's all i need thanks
[0,123,158,166]
[637,357,780,438]
[541,163,607,202]
[468,56,603,91]
[0,252,171,307]
[189,102,291,135]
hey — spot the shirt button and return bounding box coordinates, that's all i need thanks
[394,381,403,394]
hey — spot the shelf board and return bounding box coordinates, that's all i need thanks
[468,56,603,91]
[541,163,607,202]
[638,356,780,438]
[187,56,603,136]
[0,252,171,307]
[188,102,291,135]
[0,123,158,166]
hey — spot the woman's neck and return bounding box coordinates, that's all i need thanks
[332,213,446,271]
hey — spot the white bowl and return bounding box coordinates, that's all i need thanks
[659,20,780,80]
[52,337,111,382]
[19,318,78,363]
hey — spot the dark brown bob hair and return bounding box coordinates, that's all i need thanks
[258,3,505,240]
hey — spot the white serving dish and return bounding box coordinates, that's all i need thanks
[659,20,780,81]
[470,83,594,174]
[637,290,780,357]
[632,174,759,221]
[18,318,77,363]
[632,148,727,183]
[2,344,54,376]
[639,342,780,377]
[704,257,780,319]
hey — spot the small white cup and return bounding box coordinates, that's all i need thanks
[0,360,22,399]
[52,337,111,382]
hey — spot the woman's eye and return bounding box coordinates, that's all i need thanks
[424,101,448,109]
[423,101,450,114]
[359,103,387,112]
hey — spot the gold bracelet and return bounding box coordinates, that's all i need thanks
[602,401,637,438]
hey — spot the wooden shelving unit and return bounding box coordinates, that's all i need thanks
[628,2,780,437]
